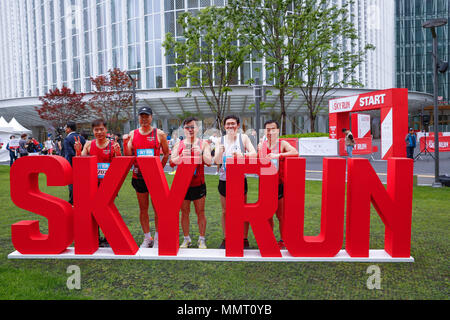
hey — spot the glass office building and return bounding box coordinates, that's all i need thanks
[0,0,432,137]
[395,0,450,131]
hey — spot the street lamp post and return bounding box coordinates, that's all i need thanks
[422,18,448,188]
[126,70,139,130]
[254,78,262,145]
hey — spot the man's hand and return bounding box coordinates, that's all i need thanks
[74,136,82,155]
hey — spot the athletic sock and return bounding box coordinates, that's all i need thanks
[184,236,191,241]
[154,232,158,240]
[144,232,152,239]
[199,236,205,241]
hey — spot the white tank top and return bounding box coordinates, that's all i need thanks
[219,134,244,181]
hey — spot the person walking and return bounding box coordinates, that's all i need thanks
[342,128,355,157]
[6,135,18,166]
[63,121,86,205]
[18,134,29,157]
[405,128,417,159]
[123,106,170,248]
[170,117,212,249]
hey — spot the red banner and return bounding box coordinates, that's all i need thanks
[420,136,450,152]
[339,137,375,156]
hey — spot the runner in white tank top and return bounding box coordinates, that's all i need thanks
[214,115,257,249]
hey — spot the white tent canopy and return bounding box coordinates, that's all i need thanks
[0,116,14,132]
[8,117,31,134]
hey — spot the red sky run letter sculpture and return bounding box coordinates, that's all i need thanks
[137,156,196,256]
[226,157,279,257]
[283,157,346,257]
[73,156,138,255]
[345,158,413,258]
[9,155,414,259]
[10,156,73,254]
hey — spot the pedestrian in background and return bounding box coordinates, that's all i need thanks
[405,127,417,159]
[63,121,86,205]
[6,135,18,166]
[342,128,355,157]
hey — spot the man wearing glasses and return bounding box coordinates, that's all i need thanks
[170,117,212,249]
[214,115,257,249]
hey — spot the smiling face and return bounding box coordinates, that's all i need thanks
[93,123,107,141]
[224,118,239,136]
[139,113,152,127]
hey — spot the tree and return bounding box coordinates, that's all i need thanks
[163,6,251,132]
[228,0,374,133]
[36,86,88,130]
[89,68,134,134]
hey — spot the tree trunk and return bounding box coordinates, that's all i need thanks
[309,110,316,132]
[280,87,287,136]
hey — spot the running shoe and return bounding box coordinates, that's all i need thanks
[98,237,110,247]
[219,239,226,249]
[180,238,191,248]
[198,238,207,249]
[278,239,286,250]
[140,237,154,248]
[244,238,250,249]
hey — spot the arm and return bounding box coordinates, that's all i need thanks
[214,139,224,164]
[169,141,181,165]
[243,134,257,157]
[123,131,134,156]
[202,141,212,166]
[158,129,170,168]
[280,140,298,157]
[80,141,91,156]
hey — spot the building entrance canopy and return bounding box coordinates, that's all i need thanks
[0,86,433,132]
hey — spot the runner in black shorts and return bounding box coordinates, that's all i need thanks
[258,120,298,249]
[214,115,257,249]
[170,117,212,249]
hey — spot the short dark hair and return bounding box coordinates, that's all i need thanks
[183,117,198,126]
[10,135,15,139]
[92,118,107,128]
[21,134,27,139]
[264,120,279,129]
[224,115,240,125]
[342,128,347,133]
[66,121,77,131]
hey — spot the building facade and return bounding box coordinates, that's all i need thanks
[395,0,450,131]
[0,0,431,138]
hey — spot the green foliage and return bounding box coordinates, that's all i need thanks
[228,0,374,132]
[163,6,251,131]
[280,132,329,138]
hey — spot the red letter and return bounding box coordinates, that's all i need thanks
[226,157,279,257]
[73,156,138,255]
[283,158,346,257]
[137,156,197,256]
[10,156,73,254]
[346,158,413,257]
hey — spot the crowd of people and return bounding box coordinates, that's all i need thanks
[8,108,418,251]
[44,107,299,251]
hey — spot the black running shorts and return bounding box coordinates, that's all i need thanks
[131,178,148,193]
[185,183,207,201]
[218,178,248,197]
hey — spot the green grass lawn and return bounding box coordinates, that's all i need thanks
[0,165,448,300]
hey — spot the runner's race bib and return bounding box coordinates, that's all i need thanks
[137,149,155,157]
[271,158,279,170]
[97,163,110,179]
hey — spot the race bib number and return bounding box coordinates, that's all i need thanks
[137,149,155,157]
[222,155,232,173]
[271,158,279,170]
[97,163,110,179]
